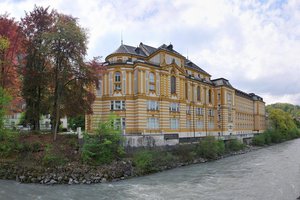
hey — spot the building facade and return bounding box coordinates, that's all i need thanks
[86,43,266,146]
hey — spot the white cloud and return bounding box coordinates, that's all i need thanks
[1,0,299,105]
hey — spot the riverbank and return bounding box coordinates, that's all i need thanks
[0,134,261,185]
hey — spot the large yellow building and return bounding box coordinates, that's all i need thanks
[86,43,266,146]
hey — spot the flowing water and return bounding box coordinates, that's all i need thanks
[1,139,300,200]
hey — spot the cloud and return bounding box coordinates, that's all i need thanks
[1,0,299,105]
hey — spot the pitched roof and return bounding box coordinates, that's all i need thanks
[113,44,147,57]
[139,42,157,56]
[185,59,210,75]
[211,78,233,87]
[110,42,210,75]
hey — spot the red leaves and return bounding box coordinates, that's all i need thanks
[0,14,25,111]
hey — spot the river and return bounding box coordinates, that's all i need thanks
[1,139,300,200]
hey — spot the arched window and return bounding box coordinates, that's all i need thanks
[114,72,121,91]
[171,76,176,94]
[197,86,201,101]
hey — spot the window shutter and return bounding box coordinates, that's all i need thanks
[122,71,126,95]
[156,72,160,95]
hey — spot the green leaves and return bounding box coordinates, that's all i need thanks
[81,115,124,165]
[0,87,11,129]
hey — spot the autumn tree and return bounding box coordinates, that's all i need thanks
[43,14,98,140]
[20,6,56,130]
[0,14,24,112]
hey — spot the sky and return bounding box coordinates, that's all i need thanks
[1,0,300,105]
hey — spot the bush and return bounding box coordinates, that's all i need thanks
[133,150,156,174]
[287,128,300,139]
[132,150,177,174]
[42,144,66,167]
[196,137,225,159]
[270,130,283,143]
[81,115,124,165]
[226,139,245,152]
[0,129,20,157]
[172,145,197,163]
[252,134,265,146]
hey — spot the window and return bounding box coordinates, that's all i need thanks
[147,101,159,111]
[96,78,102,96]
[208,89,212,103]
[147,118,159,129]
[114,118,126,130]
[185,83,188,99]
[170,118,179,129]
[171,75,176,94]
[186,105,191,114]
[208,120,214,129]
[149,72,155,91]
[208,109,214,116]
[186,120,191,128]
[115,72,121,82]
[228,114,232,122]
[196,107,203,116]
[111,101,125,110]
[170,103,180,112]
[227,93,232,103]
[114,72,121,91]
[196,120,204,129]
[197,86,201,101]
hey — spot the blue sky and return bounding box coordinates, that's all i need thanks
[1,0,300,105]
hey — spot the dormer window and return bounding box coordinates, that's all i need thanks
[114,72,121,91]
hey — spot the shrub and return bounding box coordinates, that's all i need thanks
[31,142,42,152]
[226,139,245,152]
[252,134,265,146]
[133,150,156,174]
[42,144,66,167]
[287,128,300,139]
[132,150,177,174]
[270,130,283,143]
[172,145,197,162]
[81,114,124,165]
[0,129,20,157]
[196,137,225,159]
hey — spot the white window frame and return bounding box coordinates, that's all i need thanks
[170,103,180,112]
[170,118,179,129]
[147,118,159,129]
[111,101,126,110]
[147,101,159,111]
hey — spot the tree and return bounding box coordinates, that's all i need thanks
[68,115,85,131]
[0,87,11,129]
[20,6,56,131]
[0,14,24,112]
[43,14,98,140]
[268,108,297,133]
